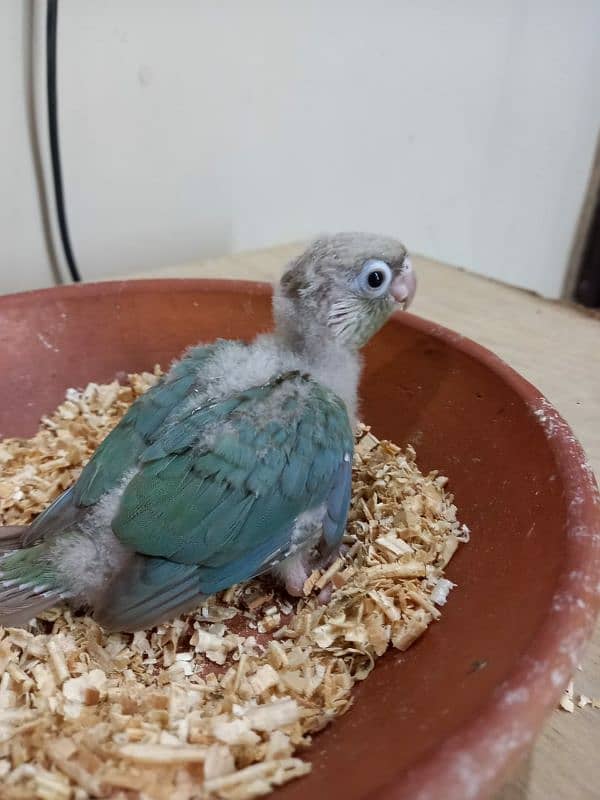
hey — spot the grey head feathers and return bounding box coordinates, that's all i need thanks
[273,232,414,351]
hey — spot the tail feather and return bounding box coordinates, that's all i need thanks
[0,544,67,627]
[0,584,63,628]
[94,555,204,632]
[0,526,28,553]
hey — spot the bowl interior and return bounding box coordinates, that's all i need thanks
[0,280,596,799]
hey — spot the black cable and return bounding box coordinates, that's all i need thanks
[46,0,81,282]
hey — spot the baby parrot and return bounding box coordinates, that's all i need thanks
[0,233,416,631]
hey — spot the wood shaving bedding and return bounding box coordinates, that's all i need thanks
[0,371,469,800]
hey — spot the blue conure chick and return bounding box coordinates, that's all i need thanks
[0,233,416,631]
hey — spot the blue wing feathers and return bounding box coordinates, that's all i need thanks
[26,345,218,544]
[94,556,203,631]
[322,458,352,551]
[21,352,355,629]
[74,345,218,505]
[112,373,353,576]
[23,486,82,546]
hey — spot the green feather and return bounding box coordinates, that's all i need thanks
[111,372,354,579]
[74,344,218,505]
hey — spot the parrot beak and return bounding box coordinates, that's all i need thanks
[390,257,417,309]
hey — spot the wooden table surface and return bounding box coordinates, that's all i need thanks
[112,243,600,799]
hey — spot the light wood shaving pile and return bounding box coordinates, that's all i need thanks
[0,371,469,800]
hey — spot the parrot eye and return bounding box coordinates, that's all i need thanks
[356,259,392,297]
[368,270,385,288]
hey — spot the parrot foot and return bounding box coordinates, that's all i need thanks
[313,543,351,604]
[316,584,333,604]
[279,555,310,597]
[276,544,351,600]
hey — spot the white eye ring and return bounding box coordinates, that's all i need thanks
[356,259,393,297]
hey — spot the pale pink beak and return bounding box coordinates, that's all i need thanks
[390,257,417,309]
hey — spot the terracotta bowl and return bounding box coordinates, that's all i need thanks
[1,279,599,800]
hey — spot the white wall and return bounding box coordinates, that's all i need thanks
[0,1,55,293]
[2,1,600,297]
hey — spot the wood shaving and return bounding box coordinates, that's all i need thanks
[559,680,576,713]
[558,679,600,714]
[0,371,468,799]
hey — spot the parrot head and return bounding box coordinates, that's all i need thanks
[274,232,416,350]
